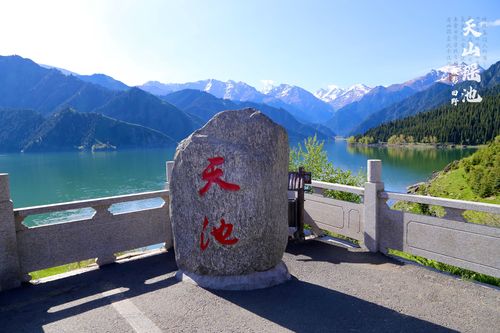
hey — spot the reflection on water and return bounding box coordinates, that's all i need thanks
[322,140,476,192]
[346,144,463,169]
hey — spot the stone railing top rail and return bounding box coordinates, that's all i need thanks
[310,180,365,196]
[14,189,170,219]
[379,191,500,214]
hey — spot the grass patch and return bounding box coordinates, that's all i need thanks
[322,229,360,245]
[388,249,500,287]
[426,168,499,205]
[304,224,360,245]
[426,168,499,226]
[394,167,499,227]
[29,259,96,280]
[28,247,159,280]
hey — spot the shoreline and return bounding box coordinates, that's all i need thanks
[347,142,485,149]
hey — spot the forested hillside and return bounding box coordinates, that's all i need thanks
[352,60,500,135]
[357,89,499,145]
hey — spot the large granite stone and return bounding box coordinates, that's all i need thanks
[170,108,289,277]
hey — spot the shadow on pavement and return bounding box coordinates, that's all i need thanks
[0,242,453,332]
[286,239,403,266]
[0,251,178,332]
[211,275,456,332]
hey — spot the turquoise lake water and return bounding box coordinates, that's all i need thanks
[0,140,476,211]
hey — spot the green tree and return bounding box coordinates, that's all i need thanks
[387,135,398,144]
[465,135,500,198]
[289,135,365,202]
[359,90,500,145]
[358,136,374,144]
[346,136,356,144]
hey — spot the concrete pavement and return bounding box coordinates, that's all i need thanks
[0,241,499,332]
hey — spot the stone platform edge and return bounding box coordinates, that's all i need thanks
[175,261,291,290]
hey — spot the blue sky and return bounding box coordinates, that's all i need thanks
[0,0,499,92]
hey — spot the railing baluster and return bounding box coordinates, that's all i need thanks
[443,207,467,223]
[0,174,22,291]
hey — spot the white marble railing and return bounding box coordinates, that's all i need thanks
[302,160,500,280]
[0,164,174,291]
[14,190,171,275]
[1,159,499,292]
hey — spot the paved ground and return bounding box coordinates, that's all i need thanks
[1,241,499,332]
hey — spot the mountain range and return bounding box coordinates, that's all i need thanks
[140,79,335,123]
[315,84,372,110]
[0,55,335,152]
[325,63,487,136]
[353,62,498,135]
[1,54,497,152]
[41,64,130,91]
[161,89,333,141]
[0,55,200,151]
[139,62,487,135]
[359,86,500,145]
[0,108,175,152]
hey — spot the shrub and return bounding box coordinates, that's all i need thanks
[387,135,400,144]
[466,136,500,198]
[358,136,375,145]
[289,135,365,202]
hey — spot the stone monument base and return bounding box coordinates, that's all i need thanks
[175,261,291,290]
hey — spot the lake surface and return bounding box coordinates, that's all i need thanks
[0,140,476,212]
[323,141,476,192]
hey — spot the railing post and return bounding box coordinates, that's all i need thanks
[0,174,21,291]
[363,160,384,252]
[166,161,174,190]
[165,161,174,249]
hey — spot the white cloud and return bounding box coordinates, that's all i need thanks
[480,19,500,27]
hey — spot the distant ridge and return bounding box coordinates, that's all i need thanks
[358,87,499,145]
[141,79,336,123]
[76,73,129,91]
[41,64,130,91]
[23,108,177,152]
[353,60,500,135]
[0,55,200,143]
[0,108,177,152]
[94,87,201,141]
[162,89,334,141]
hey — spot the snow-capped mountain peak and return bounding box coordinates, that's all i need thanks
[437,62,470,74]
[434,62,485,85]
[315,85,344,102]
[268,84,296,98]
[315,83,373,110]
[347,83,371,92]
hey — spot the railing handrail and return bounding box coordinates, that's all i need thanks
[311,180,365,195]
[14,189,170,218]
[379,191,500,214]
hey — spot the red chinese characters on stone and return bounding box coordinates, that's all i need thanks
[200,216,239,251]
[198,157,240,196]
[211,218,239,245]
[198,156,240,251]
[200,217,210,251]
